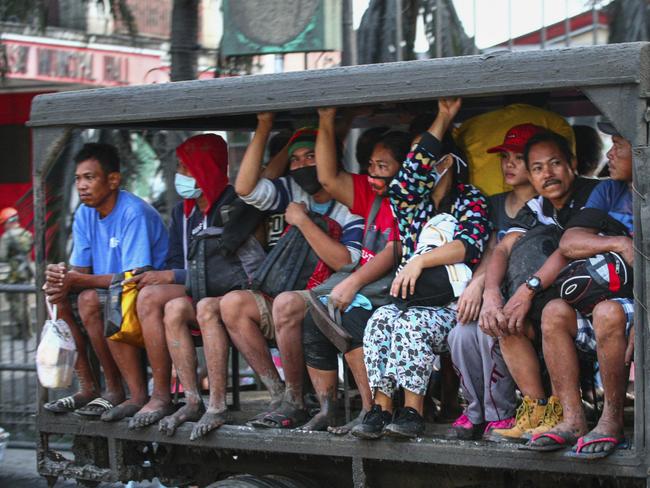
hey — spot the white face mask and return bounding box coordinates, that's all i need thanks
[174,173,203,199]
[433,154,466,186]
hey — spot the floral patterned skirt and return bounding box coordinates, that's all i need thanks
[363,303,457,397]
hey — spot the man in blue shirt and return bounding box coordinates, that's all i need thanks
[525,122,634,459]
[43,143,168,419]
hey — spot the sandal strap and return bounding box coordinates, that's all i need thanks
[59,396,76,409]
[85,398,114,410]
[575,436,621,453]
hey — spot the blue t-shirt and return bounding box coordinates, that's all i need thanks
[71,190,169,274]
[585,180,633,234]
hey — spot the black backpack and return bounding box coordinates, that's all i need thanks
[250,211,340,298]
[186,193,266,300]
[504,224,562,323]
[554,208,633,315]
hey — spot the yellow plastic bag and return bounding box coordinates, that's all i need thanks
[104,271,144,348]
[453,104,576,196]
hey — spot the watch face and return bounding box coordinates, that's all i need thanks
[527,276,541,289]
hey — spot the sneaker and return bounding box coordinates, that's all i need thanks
[384,407,425,439]
[487,396,545,443]
[446,413,485,440]
[522,396,563,440]
[351,405,392,440]
[483,417,516,438]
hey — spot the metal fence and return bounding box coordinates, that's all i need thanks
[0,283,38,443]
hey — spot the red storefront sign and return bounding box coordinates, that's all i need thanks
[1,34,167,86]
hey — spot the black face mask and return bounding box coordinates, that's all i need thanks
[290,166,322,195]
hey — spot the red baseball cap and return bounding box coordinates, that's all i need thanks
[486,123,545,154]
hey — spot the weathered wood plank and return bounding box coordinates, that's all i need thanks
[37,412,646,479]
[28,43,649,130]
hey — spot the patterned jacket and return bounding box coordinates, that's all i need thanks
[388,132,491,269]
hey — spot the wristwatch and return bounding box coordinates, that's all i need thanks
[525,275,543,294]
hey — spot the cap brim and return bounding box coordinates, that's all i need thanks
[486,143,525,154]
[597,121,619,136]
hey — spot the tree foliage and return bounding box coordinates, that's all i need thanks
[357,0,475,64]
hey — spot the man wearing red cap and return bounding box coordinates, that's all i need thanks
[0,207,32,339]
[447,124,542,440]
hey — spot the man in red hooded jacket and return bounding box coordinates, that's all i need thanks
[123,134,241,429]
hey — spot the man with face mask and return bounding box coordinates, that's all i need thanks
[217,114,364,431]
[288,108,409,434]
[113,134,251,431]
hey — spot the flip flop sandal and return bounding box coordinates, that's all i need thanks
[247,411,275,428]
[74,398,115,418]
[564,434,629,460]
[254,409,308,429]
[520,431,578,452]
[306,291,353,353]
[44,395,93,414]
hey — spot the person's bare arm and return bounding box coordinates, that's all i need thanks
[560,227,633,264]
[457,232,496,324]
[285,203,351,271]
[502,249,569,335]
[45,264,113,304]
[122,270,175,289]
[483,232,518,295]
[390,240,466,299]
[316,107,354,208]
[479,232,520,337]
[329,241,401,310]
[427,98,462,140]
[261,140,289,180]
[235,112,274,197]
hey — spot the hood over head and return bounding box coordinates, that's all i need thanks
[176,134,229,216]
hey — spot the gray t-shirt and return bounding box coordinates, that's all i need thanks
[488,191,517,242]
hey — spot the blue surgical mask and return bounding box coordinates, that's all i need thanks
[175,173,202,199]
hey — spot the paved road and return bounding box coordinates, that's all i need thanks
[0,448,166,487]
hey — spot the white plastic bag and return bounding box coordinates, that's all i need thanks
[36,301,77,389]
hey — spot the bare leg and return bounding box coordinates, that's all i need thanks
[531,299,586,447]
[374,390,393,414]
[499,324,545,400]
[128,284,185,428]
[298,367,337,431]
[159,297,205,436]
[404,389,425,416]
[48,299,99,405]
[578,301,629,455]
[272,292,308,408]
[77,289,126,406]
[221,291,284,404]
[328,348,372,435]
[190,297,230,440]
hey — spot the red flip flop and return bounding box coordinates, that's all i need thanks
[564,433,629,460]
[520,431,578,452]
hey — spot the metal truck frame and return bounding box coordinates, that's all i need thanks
[28,42,650,487]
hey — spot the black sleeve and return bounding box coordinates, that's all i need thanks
[165,202,185,270]
[565,207,631,237]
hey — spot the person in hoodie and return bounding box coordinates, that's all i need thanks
[123,133,239,429]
